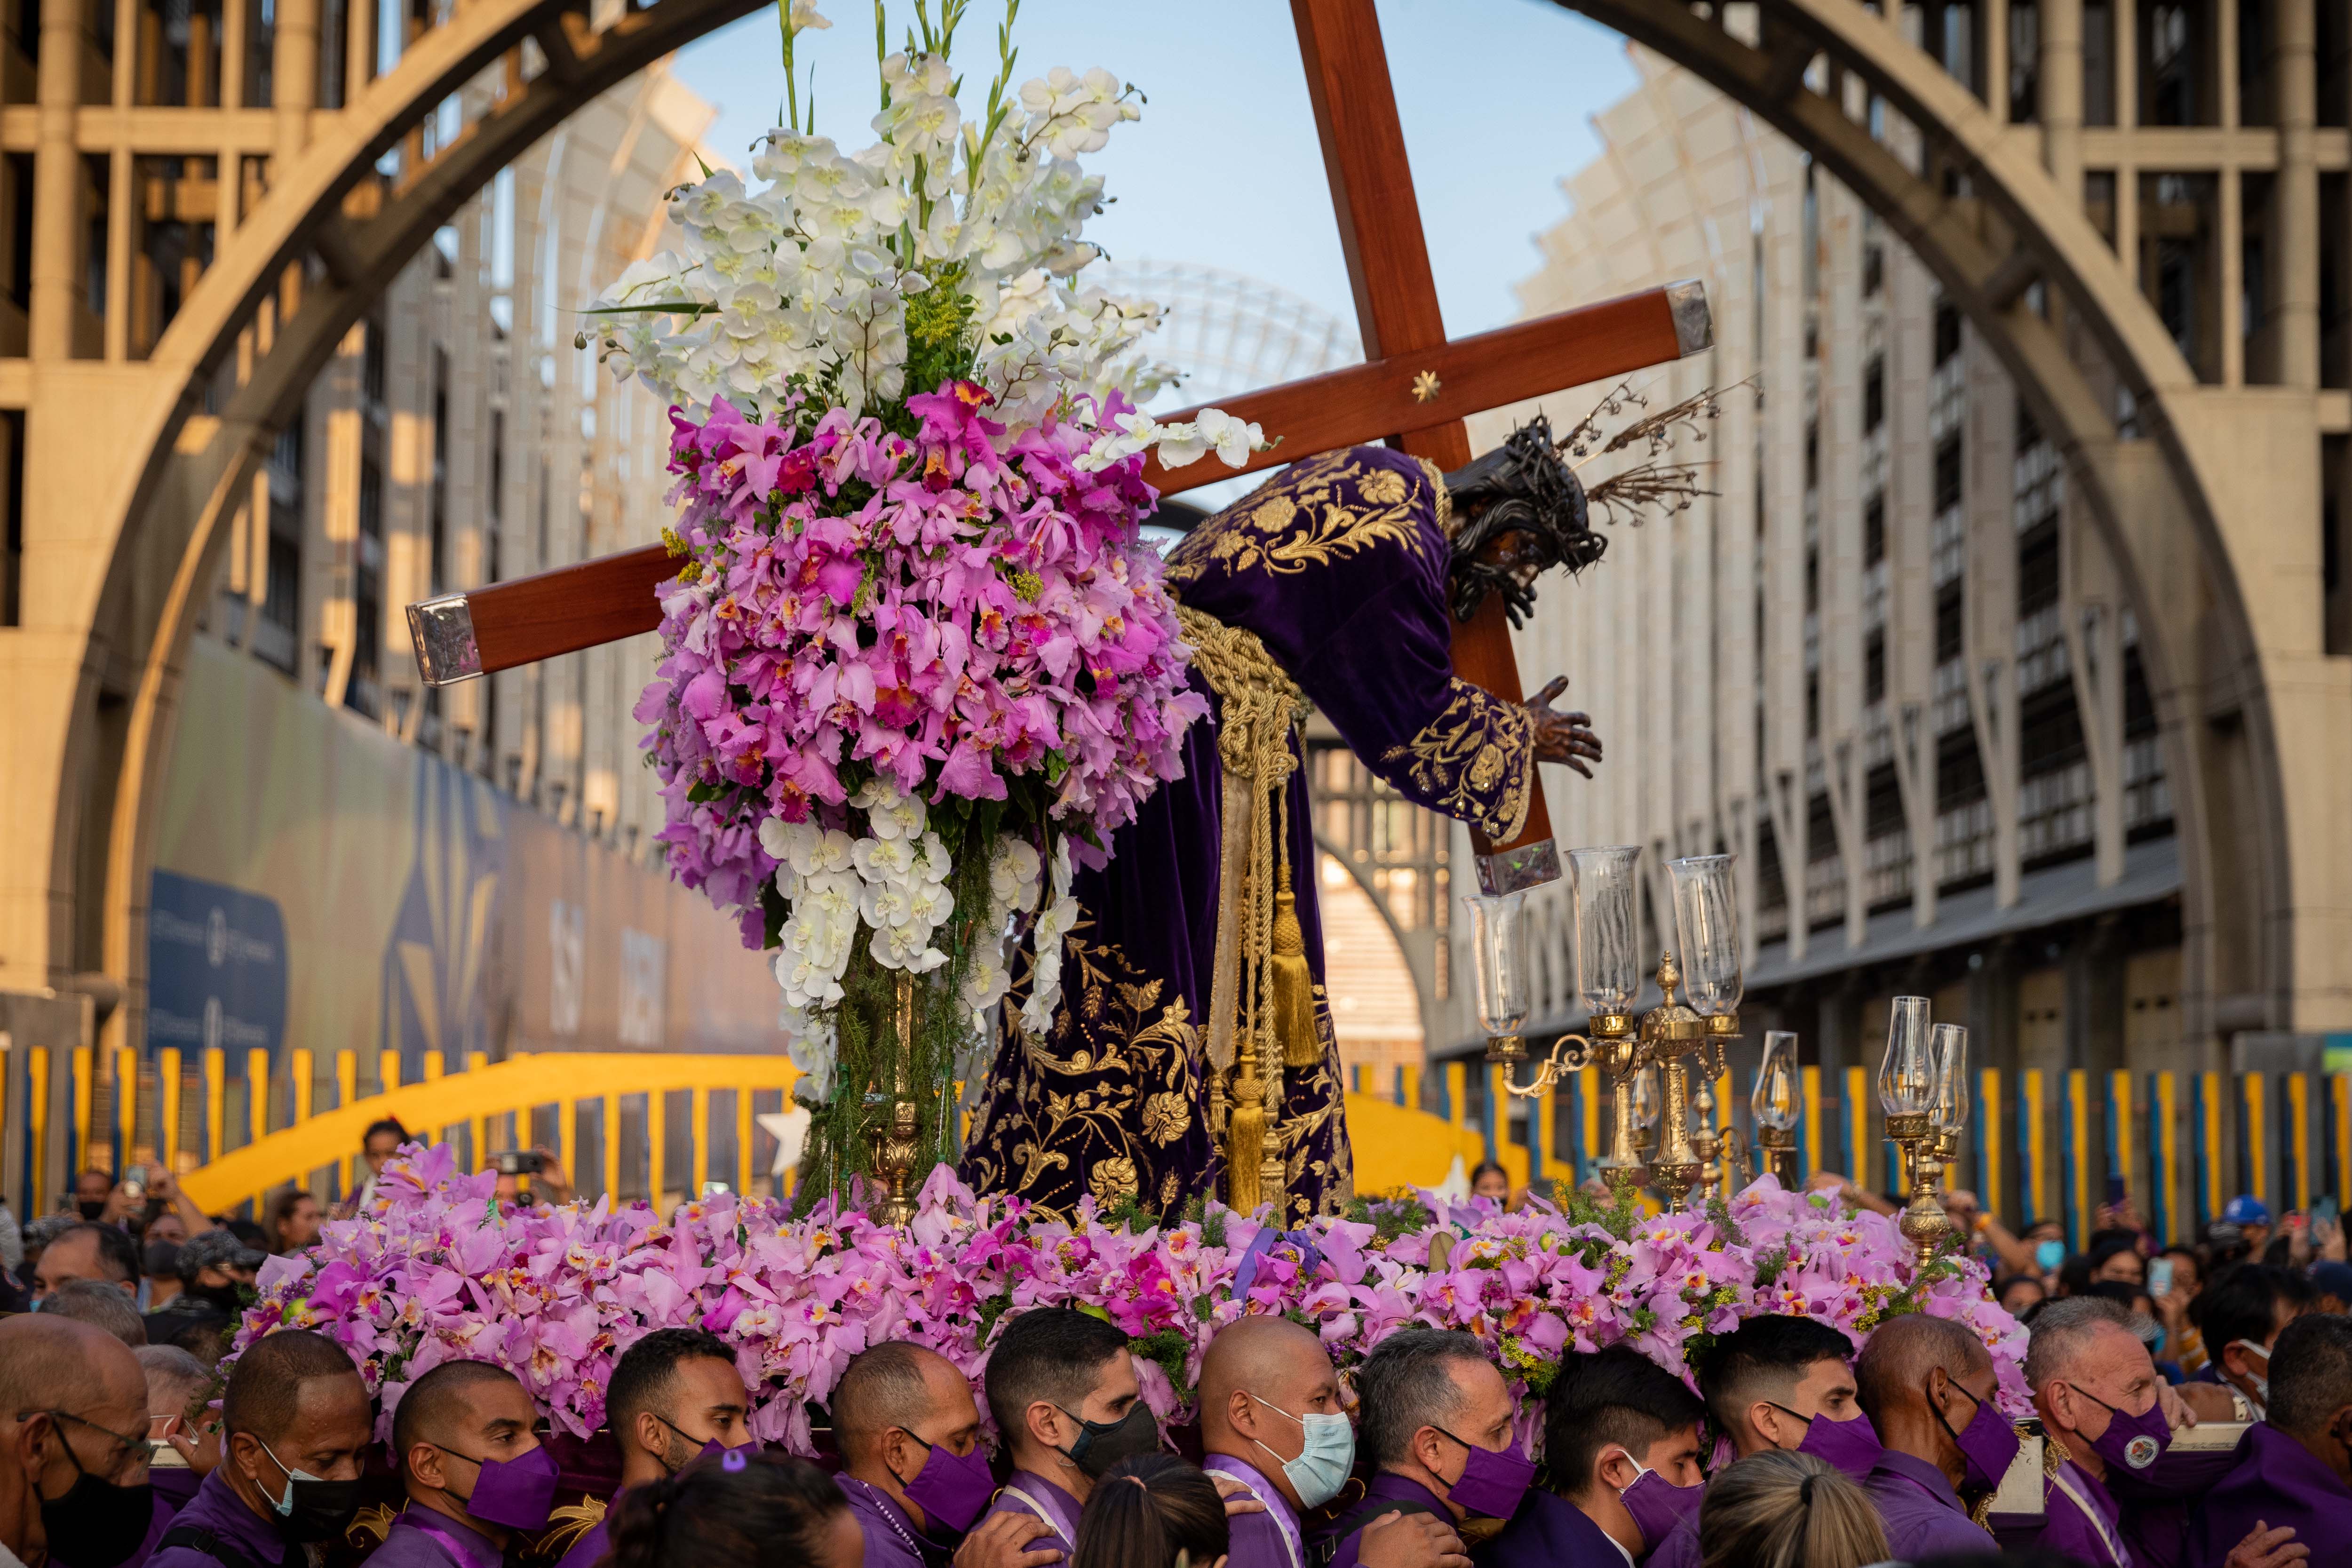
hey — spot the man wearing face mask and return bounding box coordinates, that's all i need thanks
[1506,1345,1705,1566]
[2025,1296,2212,1567]
[30,1225,141,1306]
[0,1315,154,1568]
[2188,1312,2352,1567]
[1852,1310,2013,1558]
[979,1307,1160,1558]
[1200,1317,1469,1568]
[2189,1264,2316,1423]
[381,1360,560,1568]
[1317,1329,1538,1568]
[829,1343,996,1568]
[552,1329,754,1568]
[1626,1315,1885,1568]
[143,1330,371,1568]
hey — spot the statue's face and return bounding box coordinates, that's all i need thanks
[1471,518,1550,588]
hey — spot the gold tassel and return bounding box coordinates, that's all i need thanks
[1269,784,1319,1069]
[1226,1035,1266,1213]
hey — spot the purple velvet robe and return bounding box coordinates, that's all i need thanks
[2107,1438,2240,1568]
[1322,1472,1455,1568]
[961,448,1540,1221]
[1469,1489,1627,1568]
[2042,1459,2132,1566]
[1201,1452,1303,1568]
[981,1470,1082,1560]
[837,1474,954,1568]
[2187,1424,2352,1568]
[366,1510,505,1568]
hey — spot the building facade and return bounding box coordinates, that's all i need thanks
[1450,8,2351,1092]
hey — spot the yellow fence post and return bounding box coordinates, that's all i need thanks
[1406,1066,1422,1114]
[1979,1068,2003,1220]
[293,1049,314,1127]
[2109,1069,2135,1219]
[423,1051,445,1083]
[380,1051,401,1094]
[204,1050,225,1168]
[649,1094,668,1213]
[1536,1086,1558,1192]
[336,1051,356,1116]
[735,1088,754,1196]
[245,1048,269,1142]
[2156,1072,2179,1244]
[1801,1065,1822,1183]
[467,1051,489,1170]
[159,1047,182,1174]
[69,1043,91,1174]
[1843,1066,1870,1192]
[2022,1068,2046,1229]
[29,1047,50,1214]
[692,1089,710,1196]
[1446,1062,1468,1147]
[2336,1075,2352,1209]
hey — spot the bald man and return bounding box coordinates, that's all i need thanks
[1855,1312,2010,1560]
[833,1343,998,1568]
[1201,1317,1469,1568]
[382,1361,557,1568]
[146,1330,372,1568]
[0,1314,154,1568]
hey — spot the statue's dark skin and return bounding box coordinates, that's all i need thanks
[1470,522,1605,779]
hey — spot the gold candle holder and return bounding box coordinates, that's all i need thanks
[1757,1124,1798,1187]
[868,971,922,1226]
[1885,1110,1953,1268]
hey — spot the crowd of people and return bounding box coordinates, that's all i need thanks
[6,1144,2350,1568]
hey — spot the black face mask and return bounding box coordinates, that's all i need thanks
[37,1415,156,1568]
[256,1442,366,1544]
[187,1282,246,1314]
[1055,1403,1158,1478]
[77,1199,107,1221]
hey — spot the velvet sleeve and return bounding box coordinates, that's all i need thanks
[1164,446,1538,841]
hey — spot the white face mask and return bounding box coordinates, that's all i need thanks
[1246,1393,1355,1510]
[2229,1340,2271,1406]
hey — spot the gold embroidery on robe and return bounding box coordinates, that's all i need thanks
[1379,680,1538,843]
[1167,450,1446,586]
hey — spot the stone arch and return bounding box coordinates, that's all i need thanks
[1549,0,2288,1055]
[69,0,2291,1064]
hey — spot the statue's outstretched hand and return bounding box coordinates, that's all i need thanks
[1526,676,1603,778]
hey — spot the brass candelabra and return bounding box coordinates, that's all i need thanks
[1880,1008,1971,1271]
[866,971,922,1225]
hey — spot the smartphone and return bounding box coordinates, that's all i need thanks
[2105,1173,2126,1208]
[2315,1197,2340,1230]
[2148,1258,2173,1298]
[491,1149,545,1176]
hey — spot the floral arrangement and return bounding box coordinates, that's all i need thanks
[238,1148,2028,1459]
[584,2,1271,1192]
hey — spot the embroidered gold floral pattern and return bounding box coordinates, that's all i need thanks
[961,923,1204,1220]
[1380,680,1537,844]
[1166,450,1444,586]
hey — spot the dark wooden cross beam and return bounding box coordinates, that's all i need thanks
[405,0,1710,894]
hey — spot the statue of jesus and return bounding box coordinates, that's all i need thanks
[959,422,1607,1223]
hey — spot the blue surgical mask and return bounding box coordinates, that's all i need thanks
[1247,1393,1355,1510]
[2036,1240,2066,1272]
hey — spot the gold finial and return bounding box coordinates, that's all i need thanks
[1411,369,1441,404]
[1656,949,1681,1003]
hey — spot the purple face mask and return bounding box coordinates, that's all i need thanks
[442,1442,559,1531]
[1616,1462,1702,1552]
[1773,1404,1885,1481]
[2067,1384,2172,1473]
[1935,1380,2021,1493]
[900,1433,996,1534]
[1436,1429,1535,1520]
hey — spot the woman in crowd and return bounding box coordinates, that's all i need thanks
[1470,1162,1512,1207]
[608,1451,860,1568]
[268,1188,322,1255]
[1698,1449,1888,1568]
[1075,1453,1231,1568]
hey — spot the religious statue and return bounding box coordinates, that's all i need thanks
[960,421,1609,1223]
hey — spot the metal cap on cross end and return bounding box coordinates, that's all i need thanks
[1665,279,1713,357]
[1476,837,1561,897]
[406,594,483,686]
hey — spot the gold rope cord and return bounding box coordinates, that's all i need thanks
[1175,603,1311,1214]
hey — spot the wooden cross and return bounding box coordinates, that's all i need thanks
[405,0,1710,893]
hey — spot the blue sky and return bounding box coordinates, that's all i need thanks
[670,0,1640,337]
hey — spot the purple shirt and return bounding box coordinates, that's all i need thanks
[366,1509,505,1568]
[1325,1473,1454,1568]
[837,1474,951,1568]
[1644,1511,1701,1568]
[2041,1459,2131,1567]
[2188,1423,2352,1568]
[143,1467,291,1568]
[1864,1449,1996,1560]
[984,1470,1083,1558]
[1202,1452,1303,1568]
[2108,1433,2243,1568]
[1468,1488,1624,1568]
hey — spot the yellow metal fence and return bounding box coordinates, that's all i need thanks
[1401,1060,2352,1249]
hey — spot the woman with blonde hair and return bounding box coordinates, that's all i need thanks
[1698,1449,1889,1568]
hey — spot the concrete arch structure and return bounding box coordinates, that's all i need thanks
[23,0,2330,1072]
